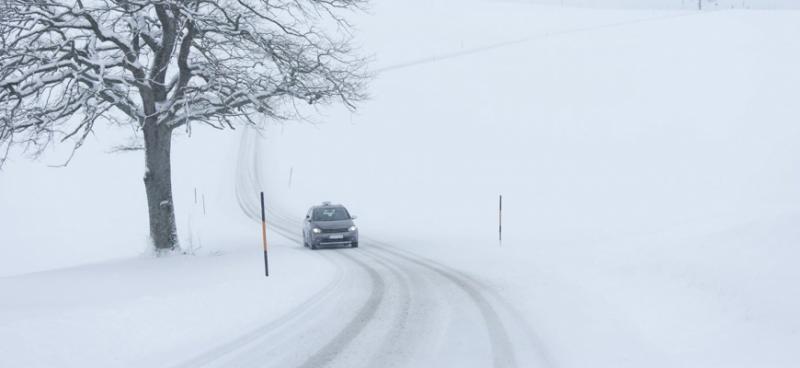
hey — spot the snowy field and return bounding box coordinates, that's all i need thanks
[2,0,800,367]
[505,0,800,10]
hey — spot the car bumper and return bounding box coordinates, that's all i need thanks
[311,231,358,247]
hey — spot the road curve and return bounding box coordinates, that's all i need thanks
[174,128,550,368]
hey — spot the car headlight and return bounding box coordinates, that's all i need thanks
[348,225,357,232]
[312,228,321,234]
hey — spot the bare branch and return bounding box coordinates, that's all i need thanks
[0,0,368,167]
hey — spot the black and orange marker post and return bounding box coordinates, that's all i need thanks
[260,191,269,277]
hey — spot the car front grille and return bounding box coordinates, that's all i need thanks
[320,228,349,234]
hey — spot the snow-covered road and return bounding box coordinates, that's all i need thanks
[171,129,547,368]
[177,230,547,368]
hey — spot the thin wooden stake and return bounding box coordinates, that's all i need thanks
[499,194,503,244]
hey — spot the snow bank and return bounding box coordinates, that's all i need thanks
[0,242,337,367]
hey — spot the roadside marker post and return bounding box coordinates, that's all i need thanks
[499,194,503,245]
[260,191,269,277]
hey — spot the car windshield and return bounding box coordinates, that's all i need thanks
[312,207,351,221]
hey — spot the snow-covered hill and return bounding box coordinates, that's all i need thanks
[1,0,799,367]
[259,2,800,366]
[508,0,800,9]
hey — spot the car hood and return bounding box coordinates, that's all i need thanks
[311,219,354,229]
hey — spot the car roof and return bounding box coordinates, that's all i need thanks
[311,202,347,210]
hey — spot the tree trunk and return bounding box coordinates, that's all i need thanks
[143,120,179,252]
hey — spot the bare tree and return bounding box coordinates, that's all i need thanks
[0,0,367,252]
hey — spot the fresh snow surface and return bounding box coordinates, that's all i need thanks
[2,0,800,367]
[506,0,800,10]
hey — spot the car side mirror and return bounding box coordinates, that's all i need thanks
[351,215,358,220]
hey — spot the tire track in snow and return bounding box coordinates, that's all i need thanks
[265,213,421,368]
[171,252,346,368]
[174,128,383,368]
[231,127,399,367]
[358,249,415,368]
[240,206,390,367]
[365,238,555,368]
[365,242,517,368]
[185,127,544,367]
[293,252,385,368]
[265,210,517,367]
[246,127,529,367]
[267,212,520,367]
[256,218,419,368]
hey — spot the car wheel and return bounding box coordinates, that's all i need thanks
[311,242,318,250]
[302,232,308,247]
[351,241,358,248]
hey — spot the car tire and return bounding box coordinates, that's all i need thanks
[351,241,358,248]
[302,232,308,247]
[311,242,318,250]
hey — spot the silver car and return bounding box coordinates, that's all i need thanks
[302,202,359,250]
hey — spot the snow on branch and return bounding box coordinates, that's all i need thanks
[0,0,368,166]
